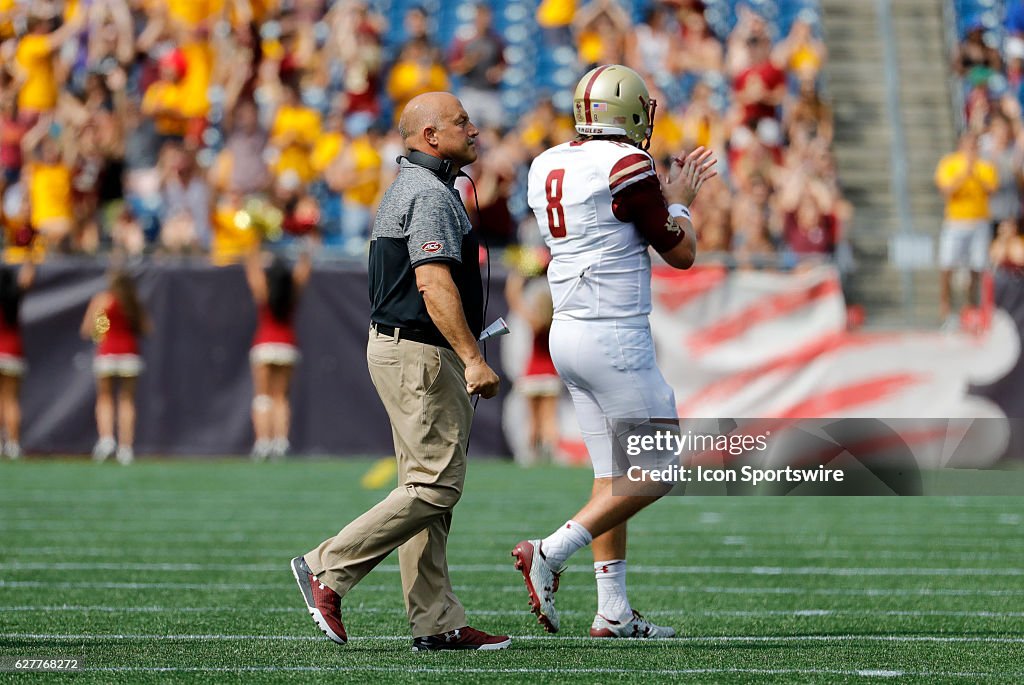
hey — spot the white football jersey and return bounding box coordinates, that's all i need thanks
[528,139,658,320]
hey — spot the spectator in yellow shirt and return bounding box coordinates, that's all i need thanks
[13,13,86,119]
[518,99,575,159]
[167,0,224,31]
[772,12,827,87]
[573,0,631,69]
[21,117,73,251]
[178,40,213,124]
[325,119,382,255]
[270,82,322,187]
[245,0,280,25]
[1,179,43,264]
[647,108,686,168]
[142,49,189,140]
[310,110,346,178]
[386,38,449,126]
[0,0,16,40]
[537,0,576,47]
[211,193,261,266]
[935,132,999,321]
[308,109,346,247]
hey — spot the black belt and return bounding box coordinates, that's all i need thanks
[371,322,451,349]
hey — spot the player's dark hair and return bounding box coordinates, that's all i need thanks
[266,256,295,323]
[0,268,21,328]
[110,271,150,336]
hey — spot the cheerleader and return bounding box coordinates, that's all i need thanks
[0,262,34,459]
[246,250,311,460]
[81,271,150,464]
[505,249,562,465]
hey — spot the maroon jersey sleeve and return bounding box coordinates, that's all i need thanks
[610,153,685,253]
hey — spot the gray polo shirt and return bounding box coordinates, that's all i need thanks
[368,160,483,344]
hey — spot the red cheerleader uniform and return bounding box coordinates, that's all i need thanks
[250,304,300,365]
[93,297,143,377]
[0,311,25,377]
[516,328,562,397]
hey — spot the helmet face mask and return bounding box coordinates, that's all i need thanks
[573,65,657,150]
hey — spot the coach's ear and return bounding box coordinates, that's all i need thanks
[423,125,439,147]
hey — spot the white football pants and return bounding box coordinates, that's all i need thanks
[549,316,677,478]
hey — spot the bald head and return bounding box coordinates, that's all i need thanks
[398,92,461,146]
[397,91,479,168]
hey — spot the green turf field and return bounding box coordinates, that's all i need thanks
[1,458,1022,683]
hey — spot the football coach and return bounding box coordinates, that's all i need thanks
[291,92,510,651]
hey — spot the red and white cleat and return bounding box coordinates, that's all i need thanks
[290,556,347,645]
[511,539,563,633]
[590,610,676,638]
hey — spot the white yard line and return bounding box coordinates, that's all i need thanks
[4,632,1024,644]
[3,579,1024,597]
[78,666,1024,678]
[2,561,1022,577]
[4,519,1020,537]
[3,530,1019,552]
[2,606,1023,619]
[0,580,394,591]
[5,545,1024,563]
[3,509,1017,528]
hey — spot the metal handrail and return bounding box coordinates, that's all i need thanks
[876,0,919,323]
[876,0,915,237]
[942,0,967,134]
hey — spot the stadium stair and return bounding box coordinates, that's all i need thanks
[822,0,955,327]
[895,0,959,225]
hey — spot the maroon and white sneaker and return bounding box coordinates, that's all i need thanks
[290,556,347,645]
[590,610,676,638]
[511,539,563,633]
[411,626,511,651]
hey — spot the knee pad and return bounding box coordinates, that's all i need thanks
[252,394,273,412]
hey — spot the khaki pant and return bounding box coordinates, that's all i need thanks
[304,327,473,637]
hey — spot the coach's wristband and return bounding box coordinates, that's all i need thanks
[667,203,691,221]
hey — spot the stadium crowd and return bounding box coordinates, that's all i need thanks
[938,0,1024,320]
[0,0,844,268]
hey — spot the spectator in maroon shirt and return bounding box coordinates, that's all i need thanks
[0,96,26,187]
[776,162,845,264]
[328,0,384,125]
[466,127,518,246]
[732,33,786,129]
[783,193,836,258]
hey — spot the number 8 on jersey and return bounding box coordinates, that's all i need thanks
[545,169,567,238]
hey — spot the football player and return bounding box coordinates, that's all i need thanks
[513,65,717,638]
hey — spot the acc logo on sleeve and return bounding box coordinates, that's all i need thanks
[421,241,444,253]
